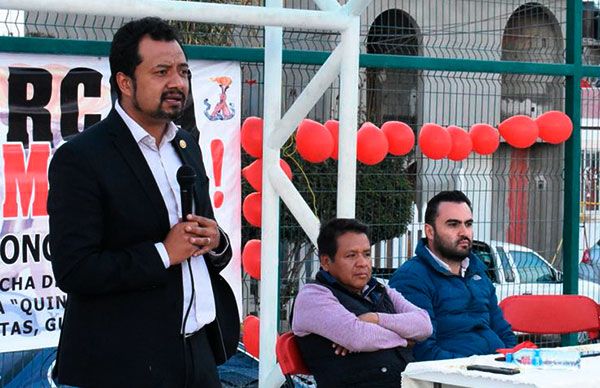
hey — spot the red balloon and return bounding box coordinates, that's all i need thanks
[469,123,499,155]
[242,160,262,191]
[447,126,472,161]
[536,111,573,144]
[357,122,388,165]
[381,121,414,156]
[242,239,261,280]
[498,115,539,149]
[418,123,451,160]
[242,315,260,358]
[242,159,293,192]
[324,120,339,160]
[280,159,293,180]
[241,117,263,158]
[242,192,262,227]
[296,119,334,163]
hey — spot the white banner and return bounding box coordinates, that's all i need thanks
[0,53,242,353]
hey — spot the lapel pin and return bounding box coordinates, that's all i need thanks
[179,139,187,149]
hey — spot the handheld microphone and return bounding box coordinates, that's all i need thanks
[176,165,197,219]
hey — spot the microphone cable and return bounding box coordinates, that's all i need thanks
[182,257,196,388]
[177,164,197,388]
[176,164,200,388]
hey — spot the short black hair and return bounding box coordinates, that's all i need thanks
[109,17,185,100]
[424,190,472,226]
[317,218,369,261]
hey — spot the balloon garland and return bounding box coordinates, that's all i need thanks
[238,112,573,280]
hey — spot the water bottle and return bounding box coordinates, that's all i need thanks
[506,348,580,369]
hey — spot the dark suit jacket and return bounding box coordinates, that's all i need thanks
[47,110,239,388]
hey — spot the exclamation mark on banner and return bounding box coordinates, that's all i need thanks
[211,139,224,208]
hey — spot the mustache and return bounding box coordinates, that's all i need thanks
[457,238,472,245]
[161,89,185,100]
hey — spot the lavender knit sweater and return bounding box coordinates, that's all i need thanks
[292,282,432,353]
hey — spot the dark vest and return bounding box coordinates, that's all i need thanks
[295,271,410,388]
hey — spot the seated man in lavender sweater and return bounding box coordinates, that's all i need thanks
[292,218,432,387]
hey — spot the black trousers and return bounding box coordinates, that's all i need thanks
[184,328,221,388]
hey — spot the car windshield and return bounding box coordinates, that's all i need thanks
[497,247,515,282]
[471,241,497,282]
[510,250,556,283]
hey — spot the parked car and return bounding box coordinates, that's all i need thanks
[579,239,600,284]
[471,240,600,304]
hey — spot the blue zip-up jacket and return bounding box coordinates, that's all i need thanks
[389,239,516,361]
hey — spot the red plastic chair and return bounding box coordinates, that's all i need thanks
[276,332,311,386]
[499,295,600,338]
[593,303,600,340]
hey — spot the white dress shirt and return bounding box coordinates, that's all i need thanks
[115,102,216,335]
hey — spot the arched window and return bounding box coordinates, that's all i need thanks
[501,3,563,120]
[366,9,420,126]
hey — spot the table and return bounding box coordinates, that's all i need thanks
[401,344,600,388]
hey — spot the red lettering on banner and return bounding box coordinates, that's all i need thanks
[2,142,51,218]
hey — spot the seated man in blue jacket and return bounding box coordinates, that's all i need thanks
[389,190,516,361]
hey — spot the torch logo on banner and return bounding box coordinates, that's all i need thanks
[203,76,235,121]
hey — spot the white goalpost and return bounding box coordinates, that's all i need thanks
[0,0,371,385]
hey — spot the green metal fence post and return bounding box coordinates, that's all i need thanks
[563,0,583,346]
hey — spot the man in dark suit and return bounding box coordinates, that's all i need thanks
[48,17,239,388]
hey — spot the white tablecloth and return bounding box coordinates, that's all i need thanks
[402,344,600,388]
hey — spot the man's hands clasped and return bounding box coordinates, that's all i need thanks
[163,215,221,265]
